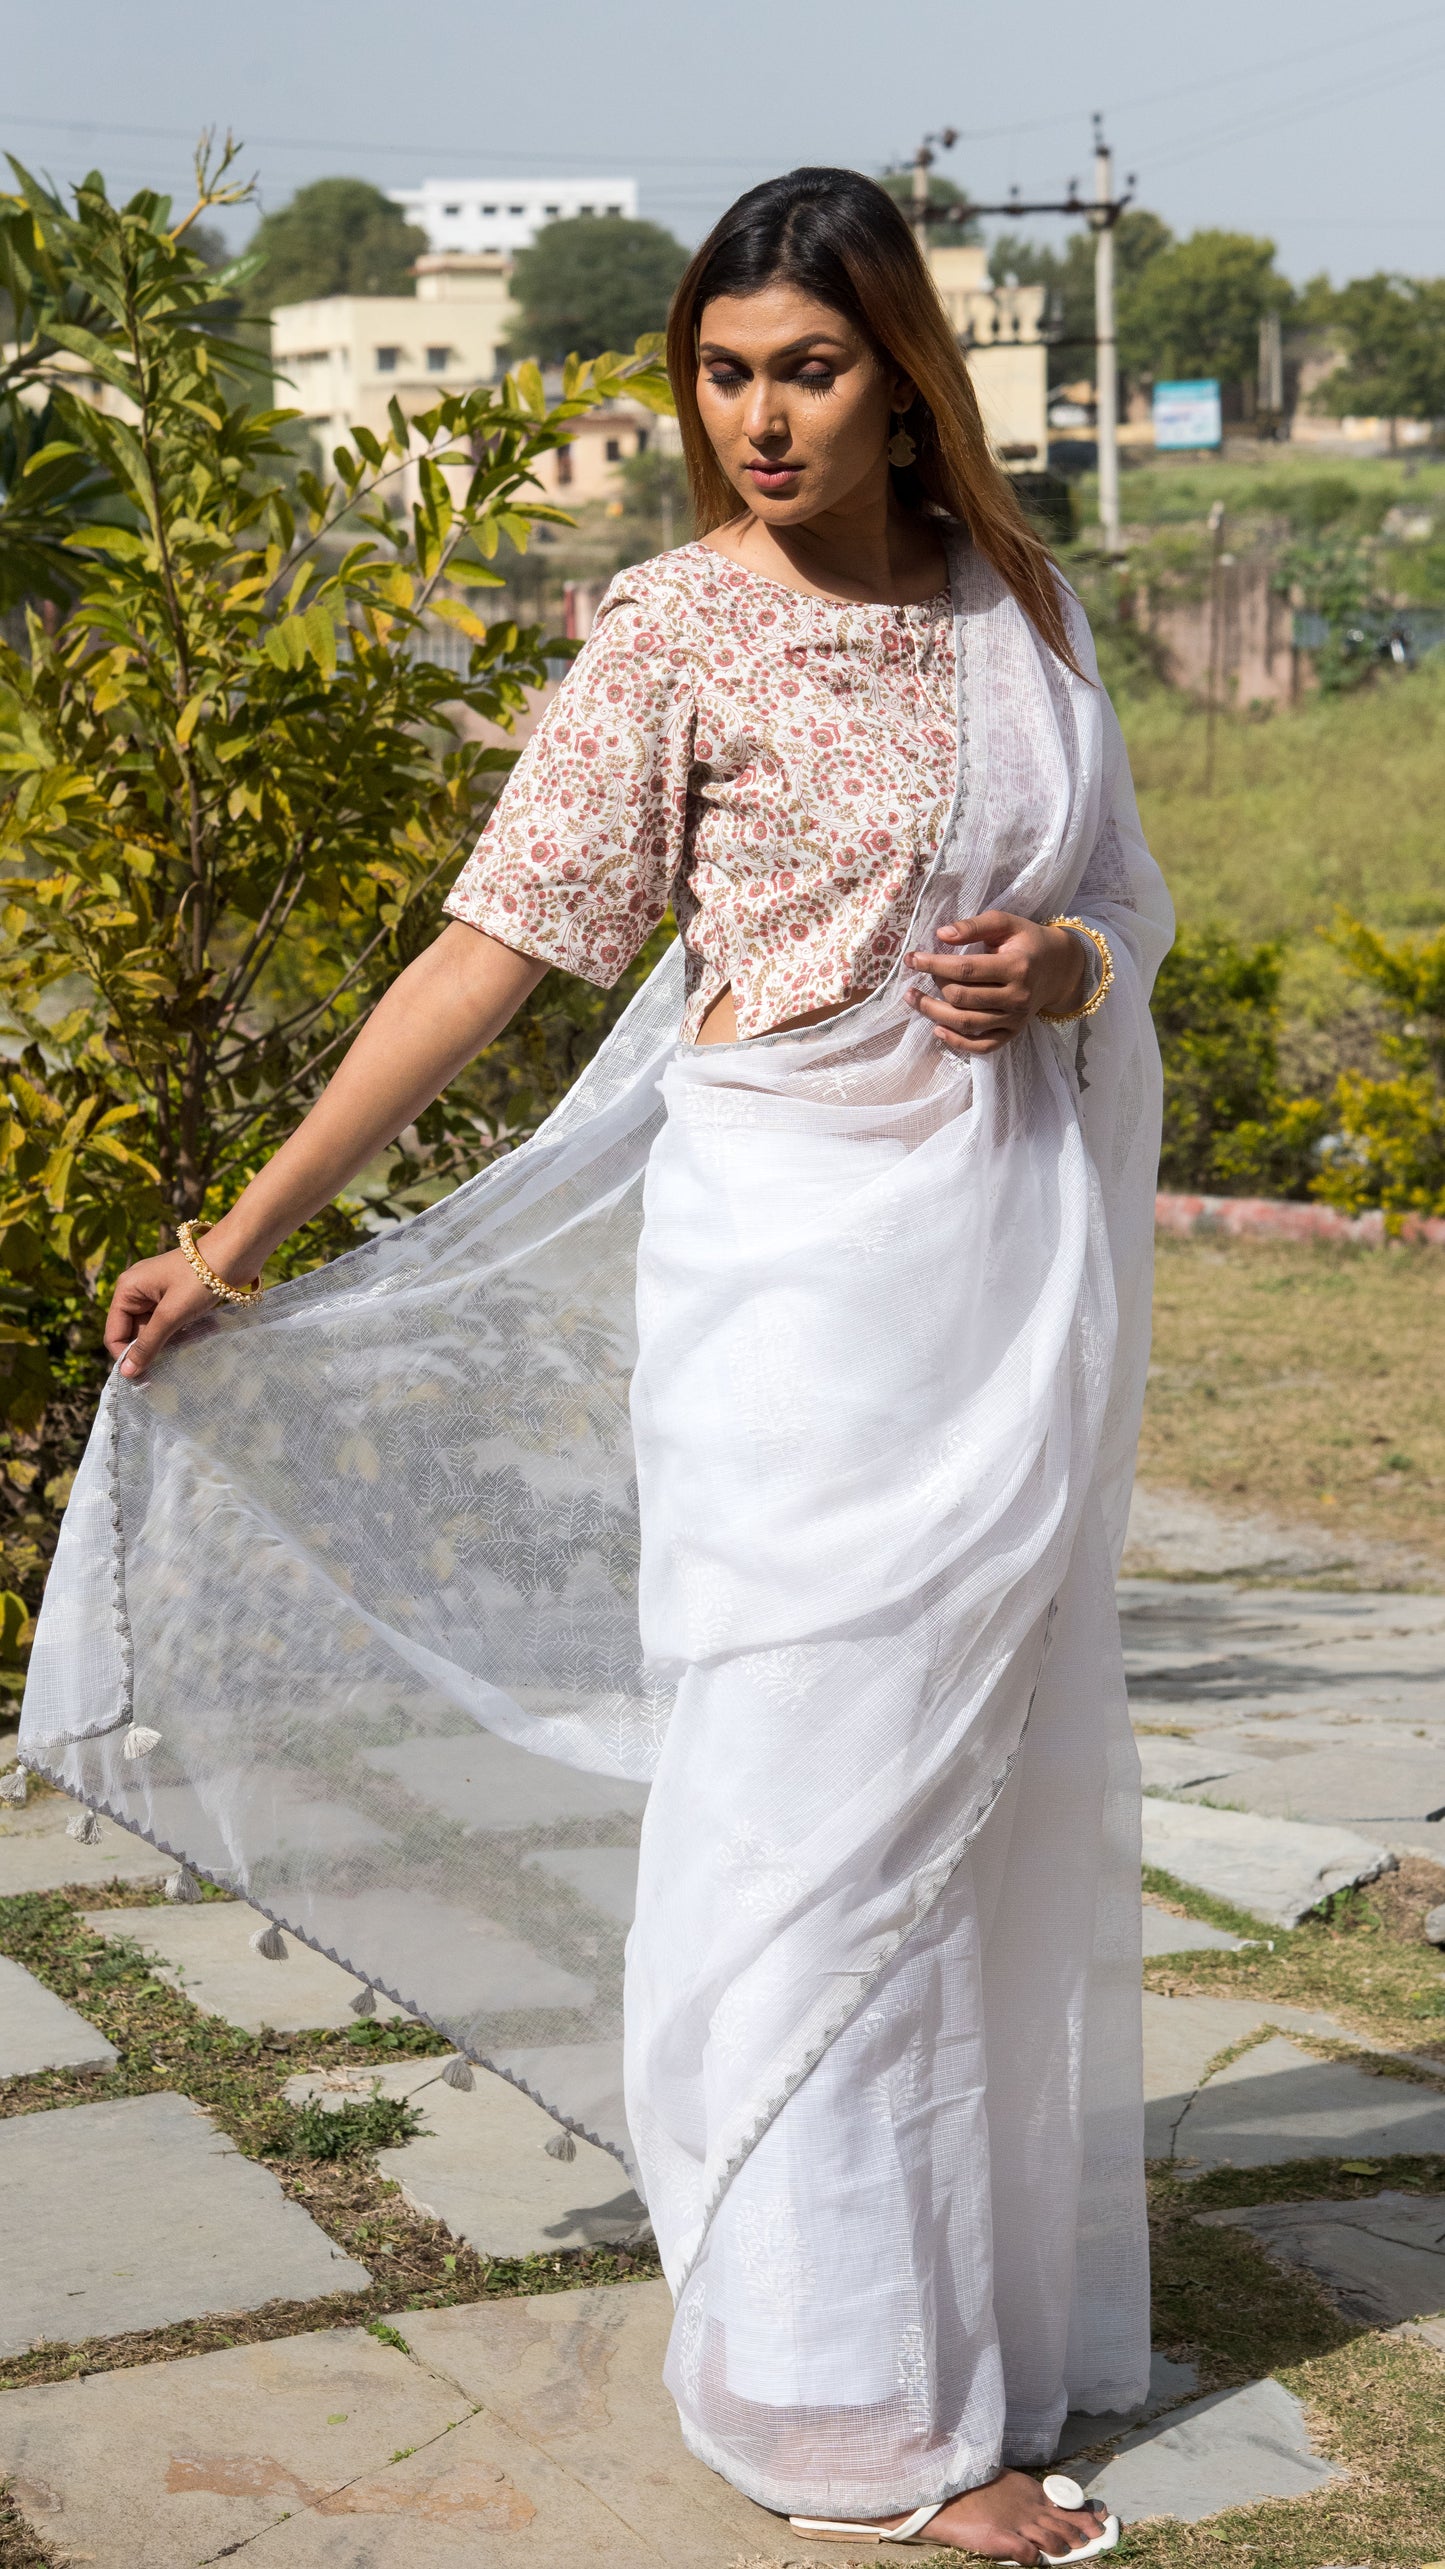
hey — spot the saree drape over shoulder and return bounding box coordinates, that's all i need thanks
[22,538,1173,2519]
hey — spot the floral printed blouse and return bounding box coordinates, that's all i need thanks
[443,540,958,1041]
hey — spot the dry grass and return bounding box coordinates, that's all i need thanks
[1141,1233,1445,1570]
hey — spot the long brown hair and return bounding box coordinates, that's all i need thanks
[666,166,1079,673]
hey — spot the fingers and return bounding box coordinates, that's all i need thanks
[115,1278,214,1380]
[905,985,1024,1053]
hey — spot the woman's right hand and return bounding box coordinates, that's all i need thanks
[104,1250,220,1380]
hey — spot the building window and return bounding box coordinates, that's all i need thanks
[508,204,524,217]
[556,443,574,486]
[426,346,450,373]
[605,202,623,215]
[375,346,400,373]
[443,202,462,217]
[636,427,649,454]
[544,203,560,217]
[605,436,621,462]
[578,204,595,217]
[482,203,498,216]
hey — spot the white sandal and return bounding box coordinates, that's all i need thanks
[789,2472,1121,2559]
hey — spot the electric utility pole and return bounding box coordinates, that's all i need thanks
[910,128,959,244]
[1091,117,1121,556]
[916,141,1134,556]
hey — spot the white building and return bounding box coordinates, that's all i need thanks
[390,178,638,259]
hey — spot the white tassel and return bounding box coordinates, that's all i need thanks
[249,1920,287,1960]
[164,1864,202,1903]
[349,1983,377,2017]
[122,1724,162,1761]
[544,2129,578,2162]
[0,1764,27,1806]
[66,1808,103,1845]
[440,2054,474,2091]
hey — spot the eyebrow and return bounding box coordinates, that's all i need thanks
[697,332,850,361]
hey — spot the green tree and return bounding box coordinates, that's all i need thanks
[1119,228,1292,389]
[1314,273,1445,428]
[507,215,687,364]
[0,142,671,1374]
[248,176,428,309]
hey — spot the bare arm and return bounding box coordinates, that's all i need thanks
[107,924,548,1378]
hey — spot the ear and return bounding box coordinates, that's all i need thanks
[887,367,919,416]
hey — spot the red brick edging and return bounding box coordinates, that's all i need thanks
[1156,1191,1445,1249]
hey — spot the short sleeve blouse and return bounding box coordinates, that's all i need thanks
[443,540,958,1040]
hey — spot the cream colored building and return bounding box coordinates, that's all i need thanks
[925,242,1050,468]
[270,254,516,450]
[271,253,660,498]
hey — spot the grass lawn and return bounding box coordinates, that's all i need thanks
[1141,1234,1445,1571]
[1121,654,1445,946]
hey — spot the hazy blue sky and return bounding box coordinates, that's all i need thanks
[8,0,1445,281]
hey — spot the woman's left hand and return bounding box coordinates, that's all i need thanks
[905,912,1088,1055]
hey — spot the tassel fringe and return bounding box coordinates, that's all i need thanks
[349,1983,377,2017]
[249,1920,288,1960]
[66,1808,103,1845]
[544,2129,578,2162]
[122,1724,162,1761]
[165,1864,202,1904]
[441,2055,475,2091]
[0,1765,27,1806]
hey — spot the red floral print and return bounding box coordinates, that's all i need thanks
[443,542,957,1041]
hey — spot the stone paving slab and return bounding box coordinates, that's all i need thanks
[1141,1794,1395,1927]
[1179,1745,1445,1828]
[1141,1900,1245,1956]
[0,1952,117,2077]
[1119,1581,1445,1732]
[1139,1736,1262,1794]
[0,1795,167,1893]
[1077,2375,1345,2524]
[283,2062,650,2256]
[1200,2189,1445,2327]
[393,2280,865,2565]
[84,1901,412,2034]
[1173,2035,1445,2171]
[0,2326,474,2569]
[0,2092,369,2356]
[1052,2353,1200,2461]
[0,2291,851,2567]
[1142,1993,1354,2159]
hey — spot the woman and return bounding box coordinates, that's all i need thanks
[23,169,1171,2560]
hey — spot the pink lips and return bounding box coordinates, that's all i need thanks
[746,461,802,493]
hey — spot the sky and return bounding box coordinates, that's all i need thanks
[7,0,1445,283]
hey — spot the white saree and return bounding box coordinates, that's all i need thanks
[22,536,1172,2519]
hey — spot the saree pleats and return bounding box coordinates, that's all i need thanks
[21,538,1172,2513]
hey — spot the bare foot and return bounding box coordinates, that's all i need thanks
[877,2468,1106,2560]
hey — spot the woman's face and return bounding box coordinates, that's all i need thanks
[695,282,914,527]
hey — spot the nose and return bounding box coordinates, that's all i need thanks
[742,378,790,448]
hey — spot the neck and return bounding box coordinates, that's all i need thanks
[724,471,945,606]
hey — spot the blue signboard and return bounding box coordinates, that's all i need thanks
[1153,379,1222,451]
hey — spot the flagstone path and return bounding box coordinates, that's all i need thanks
[2,1554,1444,2560]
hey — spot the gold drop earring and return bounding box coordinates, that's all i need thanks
[887,409,917,468]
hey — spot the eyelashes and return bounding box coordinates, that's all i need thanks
[701,371,837,395]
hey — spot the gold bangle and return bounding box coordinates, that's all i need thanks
[175,1219,264,1306]
[1038,916,1114,1024]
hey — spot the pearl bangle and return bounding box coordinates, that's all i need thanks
[176,1220,264,1306]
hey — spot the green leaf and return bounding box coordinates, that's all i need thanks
[302,604,338,676]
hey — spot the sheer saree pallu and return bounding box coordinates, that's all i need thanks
[21,541,1173,2518]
